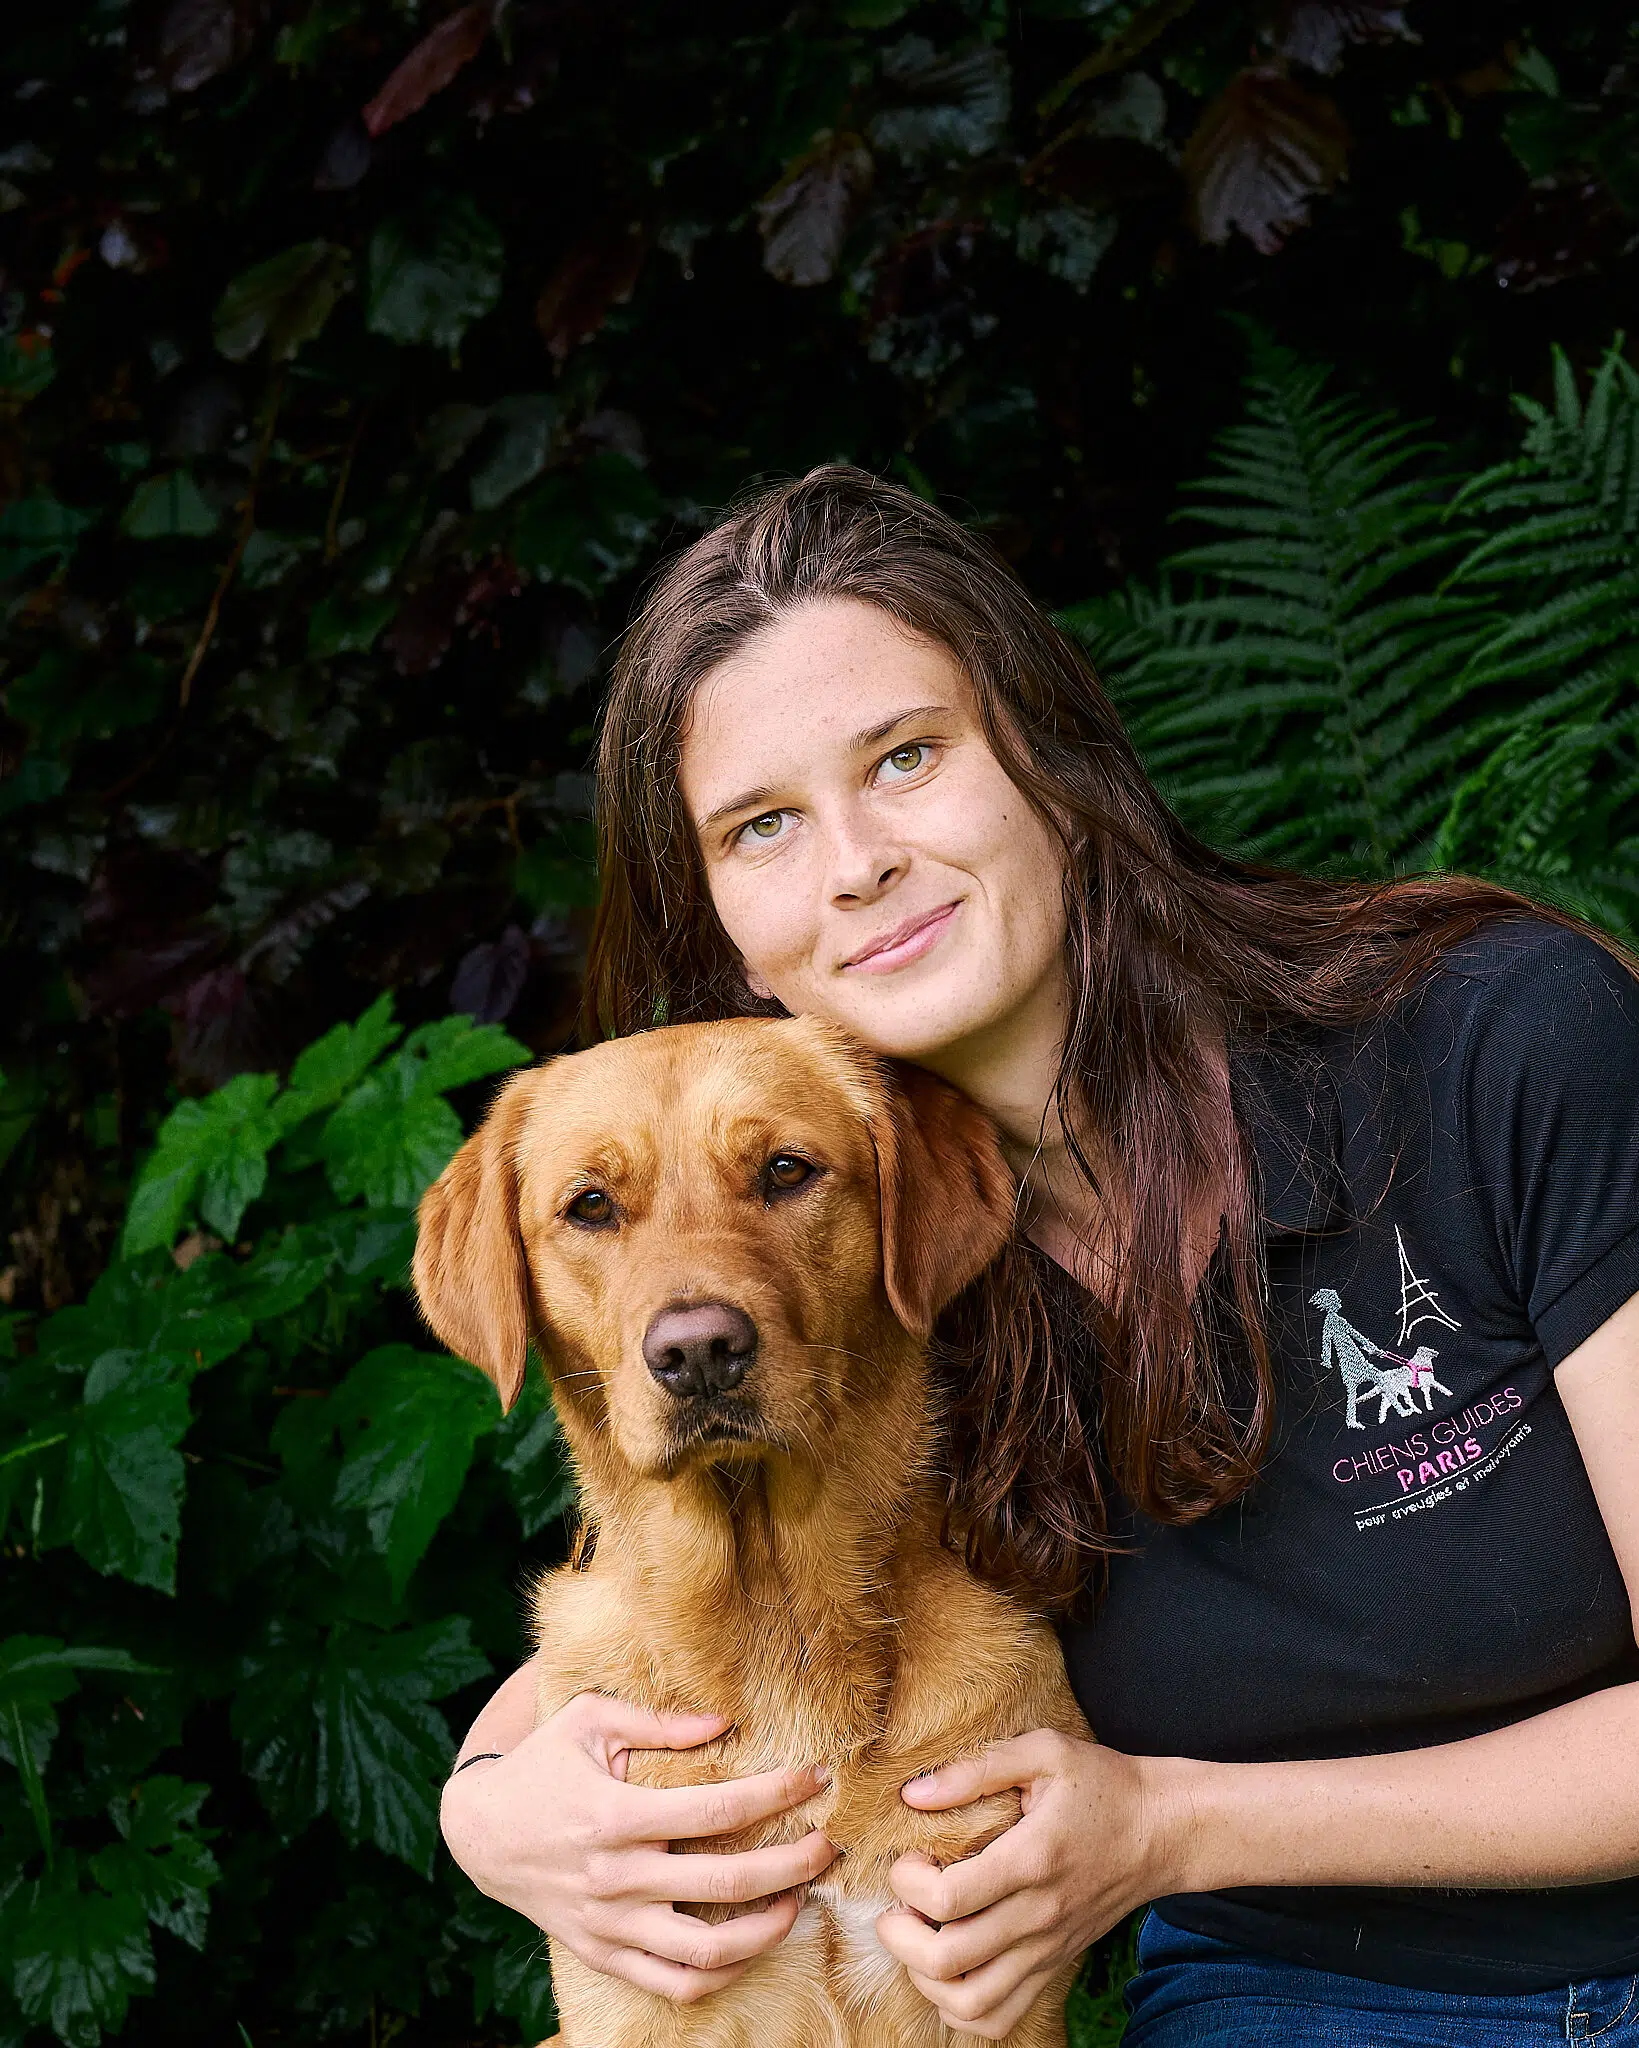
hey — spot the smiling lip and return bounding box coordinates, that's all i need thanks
[842,900,961,974]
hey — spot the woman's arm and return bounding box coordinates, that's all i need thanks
[443,1687,837,2004]
[876,1288,1639,2041]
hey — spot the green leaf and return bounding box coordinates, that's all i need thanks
[492,1376,575,1537]
[119,472,220,541]
[0,496,95,581]
[122,1074,284,1256]
[51,1354,191,1594]
[91,1779,219,1952]
[233,1618,488,1873]
[213,241,349,363]
[510,453,663,595]
[0,1639,149,1777]
[283,993,402,1118]
[305,589,398,658]
[319,1017,528,1209]
[468,395,558,511]
[0,331,56,402]
[331,1347,498,1594]
[7,1857,154,2048]
[366,197,505,353]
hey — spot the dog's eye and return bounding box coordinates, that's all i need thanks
[765,1153,815,1194]
[566,1188,615,1227]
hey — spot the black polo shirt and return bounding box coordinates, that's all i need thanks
[1061,918,1639,1992]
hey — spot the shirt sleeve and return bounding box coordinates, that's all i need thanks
[1457,922,1639,1365]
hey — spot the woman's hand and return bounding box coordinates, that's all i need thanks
[442,1689,838,2004]
[875,1730,1176,2041]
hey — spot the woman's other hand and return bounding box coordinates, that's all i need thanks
[442,1688,838,2004]
[875,1730,1177,2040]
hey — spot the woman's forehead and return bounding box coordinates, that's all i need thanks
[678,598,972,804]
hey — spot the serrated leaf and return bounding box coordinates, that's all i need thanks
[281,993,402,1122]
[123,1073,283,1255]
[492,1378,575,1537]
[8,1858,154,2048]
[469,395,558,511]
[119,471,219,541]
[401,1016,530,1095]
[0,1639,149,1776]
[869,38,1011,163]
[213,241,349,363]
[50,1355,191,1594]
[331,1347,498,1593]
[319,1017,527,1210]
[757,133,874,288]
[233,1617,488,1873]
[91,1779,219,1952]
[367,197,504,353]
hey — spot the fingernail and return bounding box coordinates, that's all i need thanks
[812,1764,832,1786]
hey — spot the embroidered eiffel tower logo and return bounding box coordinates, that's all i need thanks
[1395,1226,1461,1346]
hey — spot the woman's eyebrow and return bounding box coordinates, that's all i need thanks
[696,783,778,835]
[693,704,954,837]
[851,702,952,750]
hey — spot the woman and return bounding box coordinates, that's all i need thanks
[442,468,1639,2043]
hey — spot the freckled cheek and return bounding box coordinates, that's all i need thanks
[713,861,823,981]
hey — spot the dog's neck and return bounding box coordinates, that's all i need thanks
[562,1333,938,1744]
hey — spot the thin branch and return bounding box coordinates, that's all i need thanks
[178,366,287,708]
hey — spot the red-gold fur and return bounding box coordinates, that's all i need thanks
[414,1016,1091,2047]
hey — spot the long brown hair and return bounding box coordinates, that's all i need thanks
[584,464,1612,1612]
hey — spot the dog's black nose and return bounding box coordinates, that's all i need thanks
[642,1302,758,1398]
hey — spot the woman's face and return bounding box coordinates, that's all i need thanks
[678,597,1069,1069]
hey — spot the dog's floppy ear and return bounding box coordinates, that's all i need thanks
[413,1070,539,1411]
[872,1063,1016,1337]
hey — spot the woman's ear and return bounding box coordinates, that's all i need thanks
[412,1069,542,1411]
[871,1064,1017,1337]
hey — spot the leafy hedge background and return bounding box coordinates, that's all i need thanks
[1,1,1636,2043]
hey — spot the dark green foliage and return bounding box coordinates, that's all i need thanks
[0,1003,575,2047]
[1067,336,1639,930]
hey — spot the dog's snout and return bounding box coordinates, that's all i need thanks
[642,1302,758,1399]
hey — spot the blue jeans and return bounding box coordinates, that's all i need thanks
[1122,1912,1639,2045]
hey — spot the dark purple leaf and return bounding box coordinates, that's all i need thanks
[535,220,648,365]
[758,133,875,288]
[450,925,531,1023]
[363,1,497,139]
[166,966,279,1091]
[1183,66,1350,254]
[1495,177,1633,292]
[1272,1,1414,76]
[314,117,373,192]
[155,0,263,94]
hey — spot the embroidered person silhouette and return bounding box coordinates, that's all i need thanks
[1311,1286,1398,1429]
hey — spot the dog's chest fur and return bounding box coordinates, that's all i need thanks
[530,1530,1087,2046]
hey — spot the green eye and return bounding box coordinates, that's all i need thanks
[765,1153,815,1193]
[887,744,924,772]
[567,1189,615,1226]
[748,812,783,838]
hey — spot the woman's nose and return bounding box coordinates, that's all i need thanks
[825,816,905,903]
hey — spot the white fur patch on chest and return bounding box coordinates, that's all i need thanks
[814,1886,903,2004]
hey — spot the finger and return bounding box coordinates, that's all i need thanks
[906,1947,1045,2035]
[568,1692,731,1762]
[634,1830,837,1906]
[594,1944,749,2004]
[890,1832,1021,1924]
[636,1763,831,1841]
[900,1732,1056,1811]
[876,1894,1038,1983]
[622,1891,801,1971]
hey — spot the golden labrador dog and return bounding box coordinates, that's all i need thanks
[414,1015,1090,2048]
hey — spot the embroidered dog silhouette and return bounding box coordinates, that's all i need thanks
[1402,1344,1453,1410]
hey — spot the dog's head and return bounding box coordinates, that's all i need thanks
[412,1016,1014,1482]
